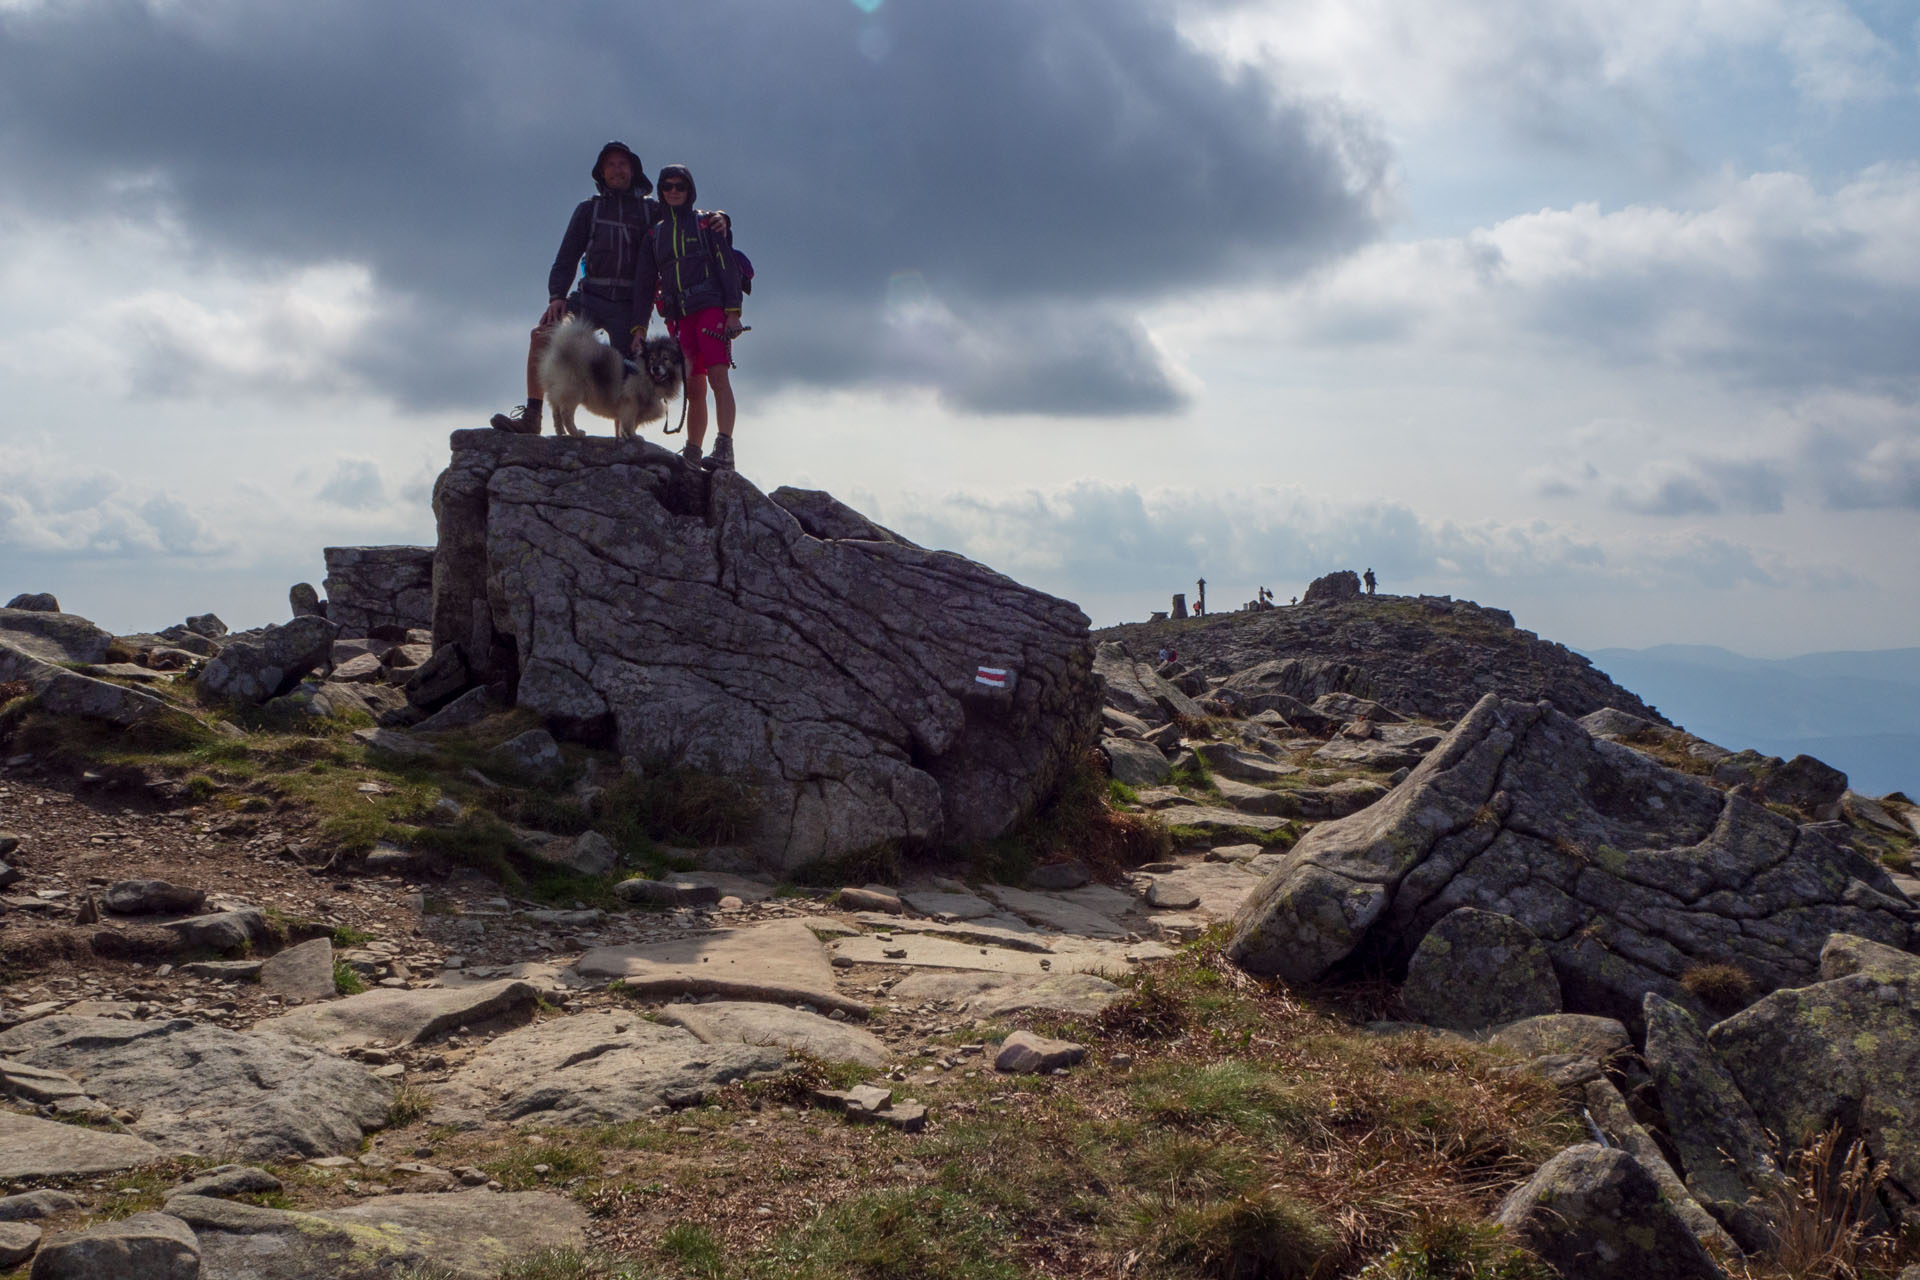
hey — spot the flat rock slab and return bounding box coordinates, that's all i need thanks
[658,1001,888,1068]
[898,887,999,920]
[253,978,539,1050]
[257,937,336,1001]
[978,884,1132,938]
[572,919,866,1017]
[1140,863,1262,919]
[0,1109,164,1179]
[829,931,1163,976]
[888,970,1124,1018]
[439,961,582,993]
[31,1210,199,1280]
[676,871,778,903]
[1150,804,1290,834]
[440,1010,786,1125]
[830,934,1060,974]
[0,1017,390,1161]
[172,1189,586,1280]
[852,912,1052,951]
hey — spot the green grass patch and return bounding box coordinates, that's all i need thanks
[749,1187,1027,1280]
[332,958,368,995]
[659,1224,728,1279]
[1358,1216,1551,1279]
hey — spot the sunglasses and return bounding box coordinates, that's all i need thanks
[659,181,689,192]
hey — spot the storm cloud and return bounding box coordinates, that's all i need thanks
[0,0,1387,413]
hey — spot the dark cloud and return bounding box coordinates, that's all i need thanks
[0,0,1386,414]
[1611,471,1720,516]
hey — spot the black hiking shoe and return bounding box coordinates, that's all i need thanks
[680,440,702,466]
[701,434,735,472]
[489,405,541,434]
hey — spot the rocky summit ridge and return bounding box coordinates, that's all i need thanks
[1,448,1919,1278]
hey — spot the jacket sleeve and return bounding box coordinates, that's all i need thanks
[714,232,743,315]
[545,201,592,301]
[630,225,660,326]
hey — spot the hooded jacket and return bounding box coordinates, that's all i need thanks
[544,142,660,302]
[632,164,742,321]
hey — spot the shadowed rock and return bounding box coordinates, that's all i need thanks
[432,431,1099,869]
[1496,1144,1729,1280]
[1400,908,1561,1030]
[1229,694,1916,1025]
[1709,933,1920,1206]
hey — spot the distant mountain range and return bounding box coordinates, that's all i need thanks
[1580,645,1920,799]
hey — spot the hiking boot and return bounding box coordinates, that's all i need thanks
[701,434,735,472]
[680,440,702,466]
[489,404,541,435]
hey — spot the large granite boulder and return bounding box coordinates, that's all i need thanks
[321,545,434,637]
[0,640,175,726]
[1494,1145,1729,1280]
[1400,907,1561,1030]
[431,431,1100,869]
[1708,933,1920,1205]
[0,606,114,663]
[1093,641,1203,726]
[1228,694,1916,1025]
[1301,570,1362,606]
[1642,993,1781,1250]
[197,615,339,705]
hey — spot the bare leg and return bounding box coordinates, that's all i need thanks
[524,323,554,399]
[709,366,735,438]
[685,371,710,451]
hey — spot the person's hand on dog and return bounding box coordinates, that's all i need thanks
[541,298,567,327]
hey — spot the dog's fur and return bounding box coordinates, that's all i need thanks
[538,315,686,441]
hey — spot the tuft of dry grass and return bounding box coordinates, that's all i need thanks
[1739,1125,1904,1280]
[1682,962,1760,1016]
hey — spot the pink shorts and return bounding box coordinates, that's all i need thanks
[672,307,732,377]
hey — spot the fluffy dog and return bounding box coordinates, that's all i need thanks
[537,315,685,441]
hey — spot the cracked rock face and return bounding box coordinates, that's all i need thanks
[431,431,1099,869]
[1229,694,1917,1025]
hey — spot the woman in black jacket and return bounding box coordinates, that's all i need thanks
[634,164,745,471]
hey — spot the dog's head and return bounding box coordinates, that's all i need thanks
[633,334,685,397]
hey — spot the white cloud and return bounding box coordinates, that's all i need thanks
[0,444,228,558]
[316,458,387,510]
[1187,0,1902,135]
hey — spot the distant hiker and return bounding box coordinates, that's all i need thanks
[635,163,745,471]
[490,142,656,436]
[1157,646,1170,664]
[1363,568,1377,595]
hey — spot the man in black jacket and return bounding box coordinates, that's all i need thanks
[489,141,657,435]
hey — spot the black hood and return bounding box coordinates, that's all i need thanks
[592,141,650,195]
[655,163,696,208]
